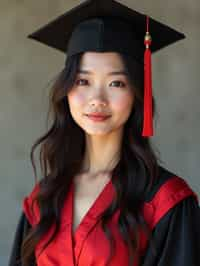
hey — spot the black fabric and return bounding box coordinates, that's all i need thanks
[145,165,179,202]
[27,0,185,58]
[140,195,200,266]
[8,213,34,266]
[9,197,200,266]
[8,166,200,266]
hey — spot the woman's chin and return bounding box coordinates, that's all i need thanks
[83,127,114,136]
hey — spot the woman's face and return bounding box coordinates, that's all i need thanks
[67,52,135,136]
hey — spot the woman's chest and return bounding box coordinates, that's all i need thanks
[35,176,145,266]
[72,175,111,233]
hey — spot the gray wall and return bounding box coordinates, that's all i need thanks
[1,0,199,265]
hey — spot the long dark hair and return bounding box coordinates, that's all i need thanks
[21,51,159,266]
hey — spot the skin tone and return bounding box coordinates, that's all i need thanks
[67,52,135,182]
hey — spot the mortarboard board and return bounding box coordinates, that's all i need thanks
[27,0,185,137]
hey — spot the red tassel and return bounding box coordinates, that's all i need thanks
[142,16,153,137]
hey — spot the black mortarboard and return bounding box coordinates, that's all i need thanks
[27,0,185,137]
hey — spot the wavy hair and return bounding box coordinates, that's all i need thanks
[21,52,159,266]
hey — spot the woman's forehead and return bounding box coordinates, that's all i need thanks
[79,52,125,71]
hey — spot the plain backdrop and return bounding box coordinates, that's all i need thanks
[0,0,199,265]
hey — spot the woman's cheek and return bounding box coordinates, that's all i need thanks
[68,91,86,107]
[111,94,134,112]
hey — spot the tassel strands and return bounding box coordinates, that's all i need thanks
[142,16,153,137]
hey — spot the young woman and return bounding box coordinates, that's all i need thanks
[9,1,200,266]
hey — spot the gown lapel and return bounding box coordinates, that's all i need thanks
[58,177,116,266]
[25,177,117,266]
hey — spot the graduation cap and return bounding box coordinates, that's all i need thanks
[28,0,185,137]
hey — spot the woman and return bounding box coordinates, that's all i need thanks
[9,0,200,266]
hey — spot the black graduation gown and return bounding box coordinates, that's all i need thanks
[8,166,200,266]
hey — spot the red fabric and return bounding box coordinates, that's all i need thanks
[23,176,198,266]
[142,16,153,138]
[23,183,40,226]
[142,47,153,137]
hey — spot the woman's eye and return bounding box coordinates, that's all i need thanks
[110,81,126,88]
[75,79,126,88]
[76,79,89,86]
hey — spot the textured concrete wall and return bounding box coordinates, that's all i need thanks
[1,0,199,265]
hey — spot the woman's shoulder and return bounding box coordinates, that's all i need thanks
[145,165,198,202]
[22,181,41,226]
[142,165,199,230]
[141,167,200,266]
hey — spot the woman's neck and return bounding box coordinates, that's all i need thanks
[81,129,123,175]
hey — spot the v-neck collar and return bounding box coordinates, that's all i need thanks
[71,178,114,235]
[62,176,117,265]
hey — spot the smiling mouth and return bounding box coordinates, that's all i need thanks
[85,114,111,122]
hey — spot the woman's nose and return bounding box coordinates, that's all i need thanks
[88,87,108,107]
[89,98,107,107]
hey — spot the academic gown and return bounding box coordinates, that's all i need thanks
[8,166,200,266]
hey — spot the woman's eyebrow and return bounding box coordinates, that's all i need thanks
[77,69,128,76]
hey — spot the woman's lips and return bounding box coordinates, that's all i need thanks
[85,114,111,122]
